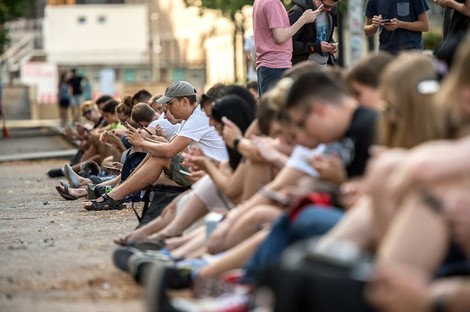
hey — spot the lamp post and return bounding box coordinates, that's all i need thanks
[348,0,364,64]
[151,11,161,82]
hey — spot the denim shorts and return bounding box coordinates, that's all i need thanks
[70,95,83,107]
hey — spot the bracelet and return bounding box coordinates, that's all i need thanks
[232,136,243,151]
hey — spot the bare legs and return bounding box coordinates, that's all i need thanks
[105,156,170,201]
[199,229,268,278]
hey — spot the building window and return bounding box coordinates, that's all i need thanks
[97,15,106,24]
[123,68,136,84]
[78,16,87,24]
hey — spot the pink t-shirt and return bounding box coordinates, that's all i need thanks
[253,0,292,70]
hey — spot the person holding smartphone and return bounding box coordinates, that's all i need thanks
[84,81,228,211]
[364,0,430,54]
[288,0,340,66]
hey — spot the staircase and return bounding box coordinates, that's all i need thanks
[1,19,46,84]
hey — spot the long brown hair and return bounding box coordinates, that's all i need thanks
[377,53,447,149]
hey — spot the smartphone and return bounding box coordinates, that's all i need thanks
[381,19,392,23]
[178,169,191,176]
[137,122,154,135]
[103,165,121,173]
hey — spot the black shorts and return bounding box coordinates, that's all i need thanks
[59,98,70,108]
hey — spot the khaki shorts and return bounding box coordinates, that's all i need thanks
[191,175,233,211]
[167,154,192,187]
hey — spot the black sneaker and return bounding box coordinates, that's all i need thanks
[47,168,64,178]
[146,263,187,312]
[129,252,175,285]
[112,246,142,272]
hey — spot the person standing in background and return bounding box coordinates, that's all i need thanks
[67,68,84,124]
[364,0,430,54]
[289,0,339,66]
[81,76,93,101]
[434,1,469,71]
[244,35,258,82]
[436,0,470,40]
[253,0,319,95]
[58,72,71,127]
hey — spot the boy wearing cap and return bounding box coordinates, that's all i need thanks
[84,81,228,211]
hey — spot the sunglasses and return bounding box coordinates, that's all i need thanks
[82,109,93,116]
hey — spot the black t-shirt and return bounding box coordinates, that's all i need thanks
[68,76,83,95]
[447,0,470,38]
[334,107,377,178]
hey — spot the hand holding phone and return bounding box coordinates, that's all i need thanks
[381,18,392,23]
[137,122,154,136]
[179,169,191,176]
[123,120,138,133]
[103,165,121,174]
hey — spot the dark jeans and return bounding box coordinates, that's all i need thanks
[257,66,287,96]
[241,205,344,284]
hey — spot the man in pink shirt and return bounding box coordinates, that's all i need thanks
[253,0,319,95]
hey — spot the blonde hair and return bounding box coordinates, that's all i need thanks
[435,34,470,137]
[377,52,447,149]
[80,100,98,114]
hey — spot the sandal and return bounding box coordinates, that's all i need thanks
[84,193,126,211]
[55,185,78,201]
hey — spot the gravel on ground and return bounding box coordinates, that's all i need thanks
[0,159,145,312]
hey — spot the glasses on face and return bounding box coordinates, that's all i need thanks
[166,98,177,107]
[82,109,93,117]
[320,0,338,9]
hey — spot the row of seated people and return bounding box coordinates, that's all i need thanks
[48,33,470,312]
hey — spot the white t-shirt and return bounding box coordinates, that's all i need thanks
[148,114,180,139]
[177,106,228,162]
[286,144,326,177]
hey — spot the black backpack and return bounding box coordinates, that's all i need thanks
[134,184,190,228]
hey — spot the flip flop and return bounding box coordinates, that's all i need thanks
[113,235,128,246]
[55,185,78,201]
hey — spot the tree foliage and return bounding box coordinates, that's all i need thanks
[183,0,252,20]
[0,0,35,54]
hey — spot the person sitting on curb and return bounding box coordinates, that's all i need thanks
[83,81,228,211]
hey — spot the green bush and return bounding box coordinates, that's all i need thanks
[423,30,443,51]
